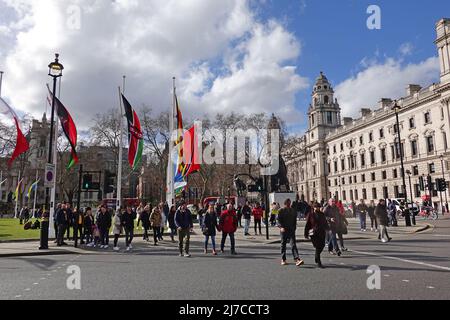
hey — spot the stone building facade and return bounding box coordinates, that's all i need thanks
[286,18,450,208]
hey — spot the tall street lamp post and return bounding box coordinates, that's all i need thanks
[440,155,449,213]
[406,170,416,225]
[40,54,63,250]
[392,101,409,226]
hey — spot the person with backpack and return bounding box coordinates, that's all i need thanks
[122,206,136,252]
[252,203,264,236]
[203,204,219,255]
[113,208,123,251]
[277,199,304,267]
[150,206,163,246]
[219,204,238,255]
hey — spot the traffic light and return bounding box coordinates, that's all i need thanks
[436,178,447,192]
[82,174,93,190]
[103,170,116,194]
[419,176,425,191]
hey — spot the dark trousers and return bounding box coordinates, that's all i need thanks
[337,232,345,248]
[75,225,84,244]
[370,216,378,229]
[114,234,120,247]
[143,227,149,240]
[54,222,59,240]
[57,225,67,246]
[221,233,236,252]
[100,227,109,246]
[152,227,160,244]
[66,224,71,240]
[125,227,134,247]
[311,234,326,264]
[255,219,262,235]
[84,228,93,244]
[328,231,341,253]
[159,227,164,240]
[237,215,242,227]
[281,231,299,261]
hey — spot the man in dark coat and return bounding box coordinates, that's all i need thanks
[96,205,112,249]
[242,201,252,236]
[375,199,392,243]
[55,203,70,246]
[175,202,193,257]
[277,199,304,267]
[121,206,136,251]
[324,199,342,256]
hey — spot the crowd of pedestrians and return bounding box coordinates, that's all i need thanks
[46,195,397,268]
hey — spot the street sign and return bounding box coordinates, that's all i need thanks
[44,164,56,188]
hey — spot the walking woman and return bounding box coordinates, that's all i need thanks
[337,204,349,252]
[140,205,151,242]
[203,204,218,255]
[150,206,163,246]
[122,206,136,252]
[368,200,378,232]
[113,208,123,251]
[168,205,177,243]
[305,202,330,268]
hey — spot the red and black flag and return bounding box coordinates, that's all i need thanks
[121,94,144,171]
[47,85,79,169]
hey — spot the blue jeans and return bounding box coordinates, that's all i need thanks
[328,231,340,253]
[359,213,367,230]
[244,219,250,234]
[204,235,216,251]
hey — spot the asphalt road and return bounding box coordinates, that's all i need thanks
[1,218,450,300]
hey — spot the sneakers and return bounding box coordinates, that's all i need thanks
[126,247,131,252]
[212,251,218,256]
[231,251,238,256]
[337,251,342,257]
[342,247,348,252]
[329,251,336,256]
[129,244,133,249]
[113,247,120,252]
[281,260,288,266]
[204,249,208,255]
[295,259,305,267]
[184,254,191,258]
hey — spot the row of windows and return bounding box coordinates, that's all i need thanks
[330,163,437,187]
[330,111,437,154]
[329,136,443,174]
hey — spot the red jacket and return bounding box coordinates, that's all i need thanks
[219,210,238,234]
[252,207,264,220]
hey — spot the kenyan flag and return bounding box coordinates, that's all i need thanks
[122,94,144,171]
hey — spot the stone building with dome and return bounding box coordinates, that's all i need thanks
[285,18,450,209]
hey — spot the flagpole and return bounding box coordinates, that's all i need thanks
[0,171,3,205]
[48,79,61,238]
[32,170,38,218]
[14,170,21,218]
[117,82,125,211]
[166,77,176,207]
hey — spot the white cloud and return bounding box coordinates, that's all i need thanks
[0,0,307,128]
[335,56,440,117]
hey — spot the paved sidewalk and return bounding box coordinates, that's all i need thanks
[0,218,432,258]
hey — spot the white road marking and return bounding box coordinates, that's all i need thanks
[384,274,391,277]
[33,283,39,285]
[402,280,410,283]
[432,235,450,237]
[15,295,22,298]
[350,250,450,272]
[24,288,31,291]
[427,286,435,289]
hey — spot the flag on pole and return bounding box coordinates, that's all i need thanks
[27,179,40,199]
[0,97,30,167]
[14,178,24,200]
[121,94,144,171]
[47,85,79,169]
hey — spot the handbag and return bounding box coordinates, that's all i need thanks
[202,227,209,236]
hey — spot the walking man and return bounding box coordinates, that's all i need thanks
[277,199,304,267]
[219,204,238,255]
[375,199,392,243]
[56,203,69,247]
[242,201,252,236]
[175,202,193,257]
[356,199,368,232]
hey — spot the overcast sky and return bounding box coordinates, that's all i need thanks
[0,0,449,133]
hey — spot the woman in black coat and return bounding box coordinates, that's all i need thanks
[140,207,150,241]
[203,205,219,255]
[168,206,177,243]
[375,199,392,243]
[305,203,330,268]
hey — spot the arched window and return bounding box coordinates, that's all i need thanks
[324,95,329,104]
